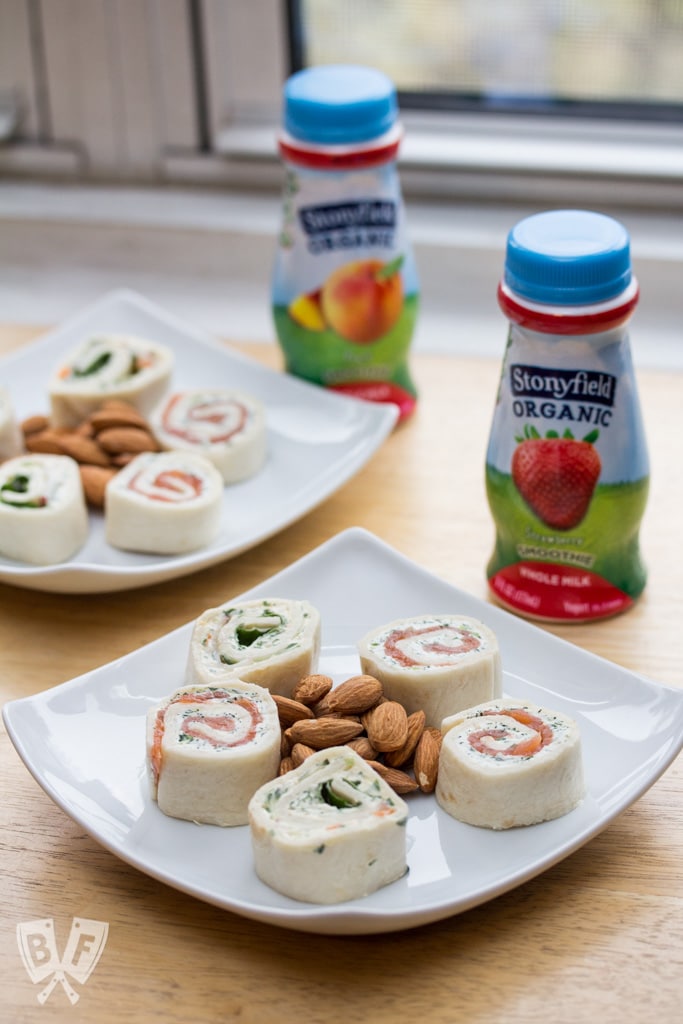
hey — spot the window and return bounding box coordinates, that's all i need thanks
[284,0,683,208]
[291,0,683,118]
[0,2,680,364]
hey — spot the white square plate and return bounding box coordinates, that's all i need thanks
[4,528,682,935]
[0,290,397,593]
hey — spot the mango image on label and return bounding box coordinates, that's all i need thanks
[288,290,326,332]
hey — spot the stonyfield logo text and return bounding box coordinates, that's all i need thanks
[510,364,618,428]
[298,200,396,254]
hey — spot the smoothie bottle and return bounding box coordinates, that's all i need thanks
[272,64,419,421]
[486,209,649,622]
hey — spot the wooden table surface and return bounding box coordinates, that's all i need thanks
[1,324,681,1023]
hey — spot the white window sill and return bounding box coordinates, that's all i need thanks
[213,112,683,210]
[0,180,681,371]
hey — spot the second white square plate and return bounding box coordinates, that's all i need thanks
[0,290,397,593]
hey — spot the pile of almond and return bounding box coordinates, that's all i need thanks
[273,673,442,796]
[21,400,160,507]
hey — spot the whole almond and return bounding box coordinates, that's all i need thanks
[384,709,426,768]
[363,701,409,753]
[367,761,419,795]
[272,694,315,728]
[325,674,383,716]
[21,414,49,436]
[346,736,378,760]
[58,433,112,467]
[286,717,363,749]
[278,756,295,776]
[24,429,66,454]
[414,727,442,793]
[290,742,316,767]
[79,465,117,507]
[89,405,150,432]
[96,426,160,455]
[292,674,333,707]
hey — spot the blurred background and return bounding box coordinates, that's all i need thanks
[1,0,682,364]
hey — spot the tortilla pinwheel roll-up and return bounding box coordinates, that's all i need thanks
[0,387,23,460]
[249,747,409,904]
[187,598,321,698]
[436,698,585,830]
[0,454,88,564]
[147,682,281,826]
[105,450,223,554]
[357,615,502,728]
[150,389,267,484]
[49,333,173,428]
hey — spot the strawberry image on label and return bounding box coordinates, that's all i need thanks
[511,427,601,531]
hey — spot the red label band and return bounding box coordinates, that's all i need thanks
[329,380,416,421]
[489,562,634,621]
[497,283,640,335]
[278,138,401,171]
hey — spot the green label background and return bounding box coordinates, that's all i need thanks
[273,294,419,393]
[486,464,649,598]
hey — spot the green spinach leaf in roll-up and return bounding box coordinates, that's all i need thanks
[187,598,321,698]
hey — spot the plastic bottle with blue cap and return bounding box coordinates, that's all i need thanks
[271,64,419,421]
[485,209,649,622]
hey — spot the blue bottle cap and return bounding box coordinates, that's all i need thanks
[283,65,398,145]
[504,210,632,305]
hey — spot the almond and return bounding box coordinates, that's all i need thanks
[88,405,150,432]
[363,701,409,753]
[24,429,66,454]
[325,674,383,716]
[290,742,316,767]
[79,465,117,507]
[346,736,378,760]
[58,433,112,467]
[414,727,442,793]
[367,761,419,795]
[21,414,49,436]
[96,426,160,455]
[272,694,315,728]
[292,674,333,707]
[286,717,363,749]
[278,757,295,776]
[384,709,426,768]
